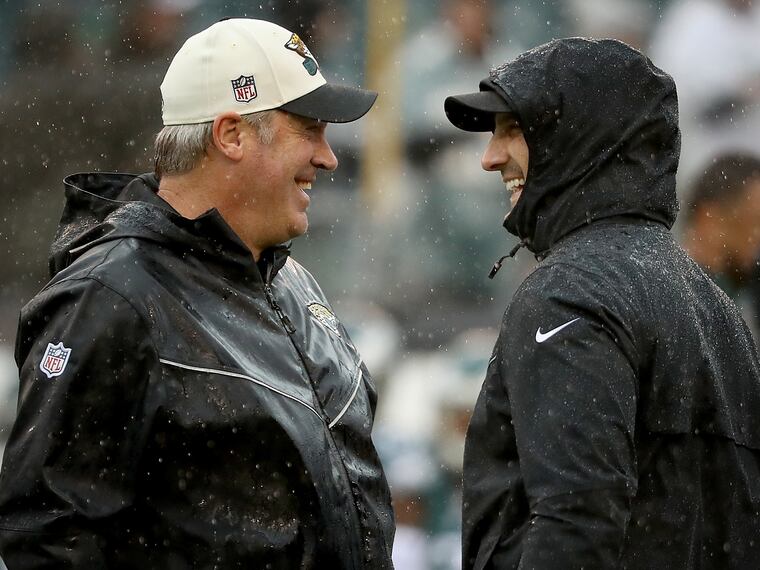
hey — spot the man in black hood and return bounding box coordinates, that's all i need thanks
[445,38,760,569]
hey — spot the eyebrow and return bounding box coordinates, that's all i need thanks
[291,114,325,129]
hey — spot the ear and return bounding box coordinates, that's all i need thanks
[211,112,246,162]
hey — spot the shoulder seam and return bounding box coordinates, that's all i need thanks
[43,271,161,360]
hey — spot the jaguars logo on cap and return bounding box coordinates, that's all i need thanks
[285,33,319,76]
[307,302,341,336]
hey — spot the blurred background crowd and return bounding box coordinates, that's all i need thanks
[1,0,760,568]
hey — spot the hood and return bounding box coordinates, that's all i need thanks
[50,172,289,278]
[488,38,680,255]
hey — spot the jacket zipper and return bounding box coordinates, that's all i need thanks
[263,258,366,567]
[264,263,296,334]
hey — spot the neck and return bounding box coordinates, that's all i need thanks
[158,167,217,219]
[158,166,263,261]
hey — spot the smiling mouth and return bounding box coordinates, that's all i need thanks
[296,181,313,191]
[503,177,525,210]
[504,178,525,194]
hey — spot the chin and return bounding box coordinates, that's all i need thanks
[288,217,309,239]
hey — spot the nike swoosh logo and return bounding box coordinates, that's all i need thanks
[535,317,580,343]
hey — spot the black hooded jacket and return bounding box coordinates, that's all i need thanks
[462,39,760,569]
[0,173,395,569]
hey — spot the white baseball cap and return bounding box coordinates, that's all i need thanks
[160,18,377,125]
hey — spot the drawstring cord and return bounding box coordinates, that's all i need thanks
[488,240,528,279]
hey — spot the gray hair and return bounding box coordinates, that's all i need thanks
[154,110,276,177]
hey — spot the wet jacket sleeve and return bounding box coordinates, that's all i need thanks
[0,277,160,569]
[502,263,640,569]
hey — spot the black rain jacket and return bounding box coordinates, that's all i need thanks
[462,38,760,569]
[0,173,395,569]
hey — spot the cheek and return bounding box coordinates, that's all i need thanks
[513,141,529,174]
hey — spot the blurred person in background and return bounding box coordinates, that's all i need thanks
[400,0,517,137]
[682,153,760,338]
[0,349,12,570]
[0,0,197,362]
[0,18,394,568]
[374,432,437,570]
[0,3,101,341]
[563,0,654,50]
[649,0,760,186]
[380,0,527,346]
[427,330,493,570]
[375,327,495,570]
[445,37,760,568]
[0,348,18,466]
[274,0,377,299]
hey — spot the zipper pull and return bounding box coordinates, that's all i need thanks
[488,240,528,279]
[264,284,296,334]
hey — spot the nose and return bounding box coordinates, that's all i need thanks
[481,135,506,172]
[313,135,338,172]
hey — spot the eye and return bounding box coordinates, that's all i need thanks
[495,120,521,137]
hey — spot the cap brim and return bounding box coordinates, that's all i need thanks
[280,83,378,123]
[444,89,512,132]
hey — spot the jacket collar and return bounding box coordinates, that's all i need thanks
[53,172,291,282]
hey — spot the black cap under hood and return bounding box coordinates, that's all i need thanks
[485,38,680,255]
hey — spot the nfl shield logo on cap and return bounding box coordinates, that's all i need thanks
[40,341,72,379]
[231,75,257,103]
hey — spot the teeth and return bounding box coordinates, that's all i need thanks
[297,181,312,191]
[505,178,525,192]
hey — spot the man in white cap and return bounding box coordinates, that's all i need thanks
[0,19,394,569]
